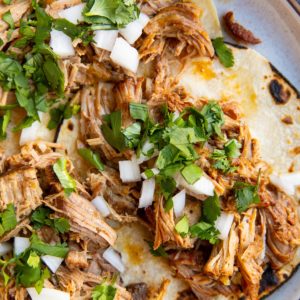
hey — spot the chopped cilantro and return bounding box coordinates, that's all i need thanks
[202,193,221,224]
[84,0,140,30]
[92,281,117,300]
[0,110,11,141]
[175,215,189,237]
[123,122,141,148]
[31,206,70,234]
[234,180,260,213]
[47,104,80,129]
[129,103,148,122]
[30,234,69,258]
[78,148,105,172]
[147,241,168,257]
[2,11,14,30]
[224,139,241,158]
[101,110,126,152]
[53,158,76,196]
[190,221,220,244]
[3,0,12,4]
[0,204,17,236]
[181,164,203,184]
[212,37,234,68]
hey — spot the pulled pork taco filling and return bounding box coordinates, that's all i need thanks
[0,0,299,300]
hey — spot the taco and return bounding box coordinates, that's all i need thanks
[0,0,299,300]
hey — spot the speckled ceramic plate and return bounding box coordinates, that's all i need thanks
[213,1,300,299]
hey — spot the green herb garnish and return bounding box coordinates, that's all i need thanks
[53,158,76,196]
[212,37,234,68]
[78,148,104,171]
[0,204,17,236]
[175,215,189,237]
[190,221,220,244]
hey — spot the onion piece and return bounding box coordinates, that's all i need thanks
[270,172,300,195]
[175,173,214,196]
[173,190,186,218]
[27,288,70,300]
[14,237,30,256]
[110,38,139,73]
[91,195,110,217]
[119,20,143,44]
[0,242,12,256]
[50,29,75,58]
[93,30,118,51]
[214,212,234,240]
[141,168,159,180]
[119,160,141,183]
[138,12,150,28]
[139,178,156,208]
[119,13,150,44]
[20,112,55,146]
[41,255,64,273]
[58,3,85,24]
[103,247,125,273]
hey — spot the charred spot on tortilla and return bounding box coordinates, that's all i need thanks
[259,266,279,295]
[290,146,300,155]
[223,11,261,44]
[269,79,291,104]
[67,121,74,131]
[281,115,294,125]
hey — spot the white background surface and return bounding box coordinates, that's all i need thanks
[214,1,300,299]
[214,0,300,89]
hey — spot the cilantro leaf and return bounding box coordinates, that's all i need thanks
[147,241,168,257]
[129,103,148,122]
[92,282,117,300]
[34,268,50,294]
[212,37,234,68]
[2,10,14,30]
[181,164,203,184]
[234,181,260,213]
[156,144,180,170]
[156,175,177,202]
[202,193,221,224]
[34,6,52,46]
[123,122,141,148]
[31,206,70,234]
[27,251,40,268]
[30,234,69,258]
[78,148,105,172]
[53,158,76,196]
[190,221,220,244]
[0,110,11,141]
[0,204,17,236]
[84,0,139,29]
[101,111,126,152]
[211,149,235,173]
[175,215,189,237]
[224,139,241,159]
[3,0,12,4]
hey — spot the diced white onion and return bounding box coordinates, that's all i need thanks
[50,29,75,58]
[20,112,55,146]
[14,237,30,256]
[58,3,85,24]
[103,247,125,273]
[0,242,12,256]
[270,172,300,196]
[93,30,118,51]
[173,190,186,218]
[119,13,150,44]
[110,38,139,73]
[92,195,110,217]
[41,255,64,273]
[119,20,143,44]
[215,212,234,240]
[138,12,150,28]
[139,178,156,208]
[141,168,159,180]
[175,173,214,196]
[119,160,141,183]
[27,288,70,300]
